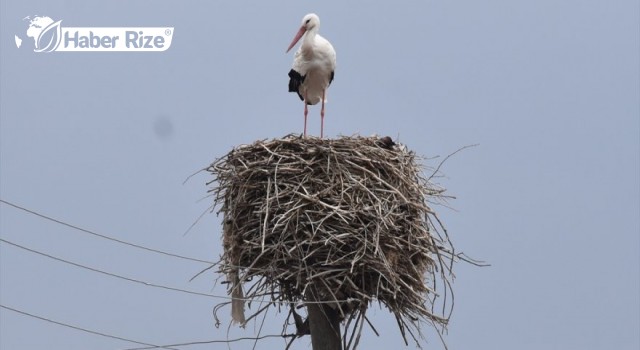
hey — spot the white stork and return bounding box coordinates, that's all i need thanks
[286,13,336,138]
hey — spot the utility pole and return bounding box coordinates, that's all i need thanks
[307,288,342,350]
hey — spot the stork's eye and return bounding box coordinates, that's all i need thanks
[305,19,310,24]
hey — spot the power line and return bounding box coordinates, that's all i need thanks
[0,237,357,305]
[1,303,291,350]
[0,304,179,350]
[0,238,224,300]
[121,334,292,350]
[0,199,215,264]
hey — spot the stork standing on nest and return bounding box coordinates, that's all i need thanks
[287,13,336,138]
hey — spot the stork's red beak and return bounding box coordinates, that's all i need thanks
[286,26,306,53]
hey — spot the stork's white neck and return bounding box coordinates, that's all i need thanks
[302,26,318,50]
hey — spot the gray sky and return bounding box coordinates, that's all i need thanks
[1,0,638,349]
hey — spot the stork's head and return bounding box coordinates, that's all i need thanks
[287,13,321,53]
[301,13,320,30]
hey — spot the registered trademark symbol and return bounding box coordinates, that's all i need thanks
[165,29,172,36]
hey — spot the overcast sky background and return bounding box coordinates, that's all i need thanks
[1,1,638,349]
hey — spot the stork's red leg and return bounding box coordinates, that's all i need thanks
[320,89,325,139]
[303,90,308,137]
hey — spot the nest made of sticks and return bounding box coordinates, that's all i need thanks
[207,134,457,348]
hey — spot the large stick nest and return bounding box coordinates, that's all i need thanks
[207,134,457,347]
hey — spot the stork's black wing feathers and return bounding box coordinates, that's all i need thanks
[288,69,305,101]
[288,69,335,101]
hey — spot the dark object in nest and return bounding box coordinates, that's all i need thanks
[207,134,457,348]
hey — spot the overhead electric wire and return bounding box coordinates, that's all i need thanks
[1,304,289,350]
[0,237,357,305]
[0,199,215,264]
[0,238,223,300]
[120,334,290,350]
[0,304,178,350]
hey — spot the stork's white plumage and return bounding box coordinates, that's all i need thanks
[287,13,336,138]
